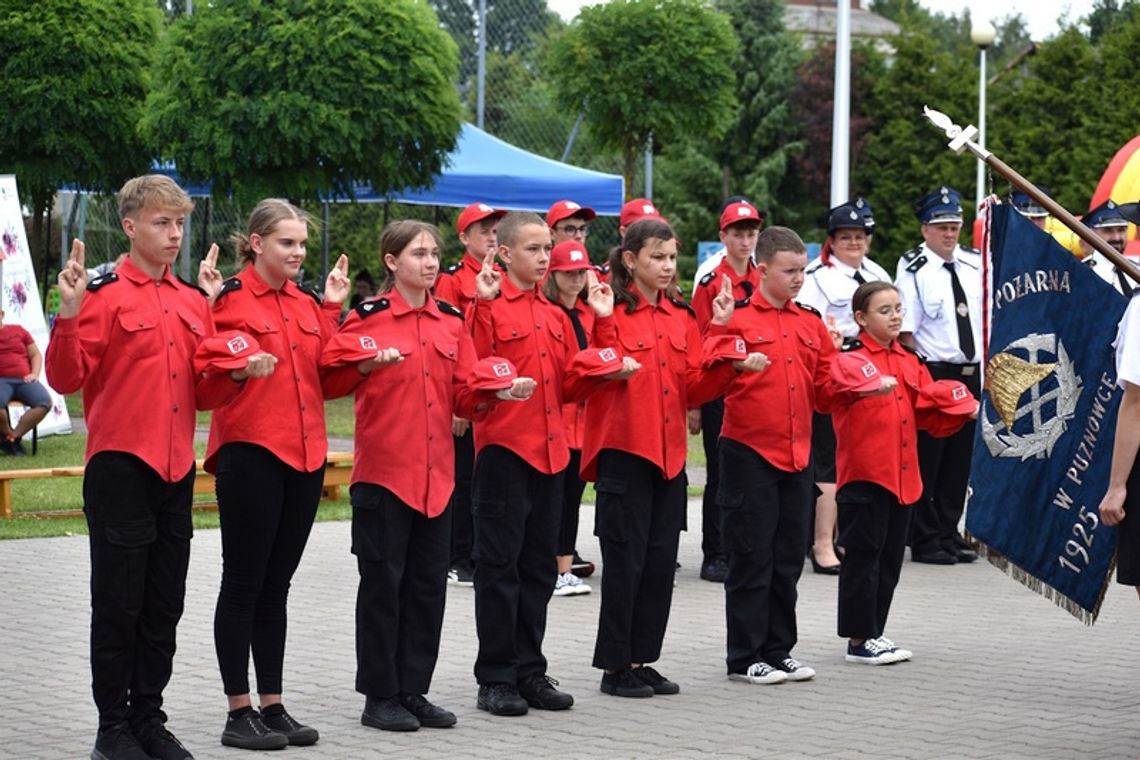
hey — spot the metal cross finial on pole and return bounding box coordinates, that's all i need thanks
[922,106,1140,285]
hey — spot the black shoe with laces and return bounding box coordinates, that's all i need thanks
[258,704,319,746]
[398,693,457,728]
[517,673,574,710]
[600,668,655,698]
[91,724,151,760]
[361,696,420,731]
[135,720,194,759]
[476,683,529,716]
[221,708,289,750]
[632,665,680,695]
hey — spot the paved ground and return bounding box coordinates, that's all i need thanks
[3,496,1140,760]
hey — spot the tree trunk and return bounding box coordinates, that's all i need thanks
[622,143,638,202]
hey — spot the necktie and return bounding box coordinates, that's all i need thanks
[1115,267,1134,297]
[944,261,976,361]
[562,306,588,350]
[853,270,866,284]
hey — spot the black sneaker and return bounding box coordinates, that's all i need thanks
[700,556,729,583]
[361,696,420,731]
[9,437,26,456]
[258,704,319,746]
[399,693,457,728]
[221,708,289,750]
[476,683,529,716]
[570,552,596,578]
[632,665,680,695]
[447,560,475,587]
[600,668,654,698]
[135,720,193,759]
[518,673,574,710]
[0,438,14,456]
[92,725,151,760]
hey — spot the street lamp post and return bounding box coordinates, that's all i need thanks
[971,20,997,212]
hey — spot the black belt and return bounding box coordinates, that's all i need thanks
[926,361,979,377]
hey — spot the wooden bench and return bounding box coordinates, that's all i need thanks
[0,451,354,519]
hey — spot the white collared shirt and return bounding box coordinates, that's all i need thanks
[1085,251,1138,296]
[1115,294,1140,387]
[799,255,891,338]
[895,242,982,363]
[693,248,726,295]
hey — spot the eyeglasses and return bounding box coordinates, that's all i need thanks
[872,305,906,317]
[557,224,590,237]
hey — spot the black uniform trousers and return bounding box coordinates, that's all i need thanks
[471,445,563,684]
[449,427,475,566]
[700,398,725,561]
[558,449,588,557]
[718,439,813,674]
[592,449,686,671]
[911,364,982,554]
[836,482,909,639]
[83,452,194,731]
[213,443,323,696]
[352,483,452,699]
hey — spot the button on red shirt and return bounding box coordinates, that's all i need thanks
[830,332,966,504]
[691,258,758,335]
[581,295,735,481]
[720,291,837,473]
[321,290,493,517]
[45,257,242,481]
[204,265,341,473]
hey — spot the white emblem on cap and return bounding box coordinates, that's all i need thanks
[860,363,877,378]
[227,336,249,355]
[492,362,512,377]
[359,336,377,350]
[849,210,858,219]
[569,249,584,261]
[598,347,617,362]
[738,206,750,216]
[565,201,580,210]
[478,203,492,212]
[952,386,968,401]
[644,204,657,214]
[735,338,746,355]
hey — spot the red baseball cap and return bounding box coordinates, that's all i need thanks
[620,198,664,228]
[456,202,506,235]
[194,330,262,373]
[916,380,976,416]
[719,201,763,232]
[546,200,596,228]
[567,346,623,377]
[549,241,593,273]
[830,351,883,393]
[469,356,519,391]
[703,335,749,365]
[322,332,384,368]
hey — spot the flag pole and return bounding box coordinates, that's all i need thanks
[923,106,1140,285]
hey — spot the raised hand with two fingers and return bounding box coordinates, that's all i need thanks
[57,240,88,319]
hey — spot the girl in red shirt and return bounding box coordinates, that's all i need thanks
[205,199,350,750]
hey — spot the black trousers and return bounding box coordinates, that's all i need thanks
[449,427,475,565]
[352,483,452,699]
[912,364,981,553]
[83,452,194,730]
[592,449,686,671]
[718,439,813,673]
[557,449,588,557]
[213,443,323,696]
[700,398,725,560]
[472,445,563,684]
[836,482,909,639]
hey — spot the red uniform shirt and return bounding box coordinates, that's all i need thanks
[720,291,837,473]
[322,290,495,517]
[581,295,735,481]
[204,265,342,473]
[45,257,241,481]
[555,299,594,451]
[691,257,758,335]
[0,324,34,377]
[433,252,486,314]
[469,276,607,475]
[829,333,965,504]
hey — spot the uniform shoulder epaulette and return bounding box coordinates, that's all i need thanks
[596,263,610,274]
[435,299,463,319]
[699,271,716,288]
[905,254,927,274]
[961,246,980,255]
[669,296,695,316]
[794,301,822,317]
[215,277,242,302]
[805,258,825,274]
[86,272,119,292]
[841,339,864,352]
[901,246,923,262]
[899,342,926,363]
[1084,257,1098,268]
[176,275,209,297]
[354,297,390,320]
[444,262,461,275]
[297,282,322,305]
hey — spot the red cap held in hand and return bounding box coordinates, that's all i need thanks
[830,351,883,393]
[194,330,262,373]
[567,346,623,377]
[322,332,385,367]
[469,356,520,391]
[916,379,976,416]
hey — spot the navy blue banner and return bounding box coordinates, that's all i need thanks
[966,205,1127,622]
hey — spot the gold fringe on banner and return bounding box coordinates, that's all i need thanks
[965,531,1116,625]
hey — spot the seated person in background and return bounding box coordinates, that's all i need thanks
[0,309,51,455]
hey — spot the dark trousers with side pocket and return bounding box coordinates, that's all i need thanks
[719,439,813,674]
[836,481,909,639]
[353,483,452,699]
[83,452,194,730]
[472,445,563,684]
[592,449,686,671]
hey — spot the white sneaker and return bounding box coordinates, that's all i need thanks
[553,572,591,596]
[728,661,787,685]
[874,637,912,662]
[776,657,816,681]
[845,637,902,665]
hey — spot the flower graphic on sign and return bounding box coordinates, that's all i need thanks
[1,226,18,259]
[6,279,28,314]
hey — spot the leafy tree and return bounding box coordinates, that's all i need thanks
[546,0,739,193]
[1085,0,1138,42]
[0,0,160,261]
[144,0,463,203]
